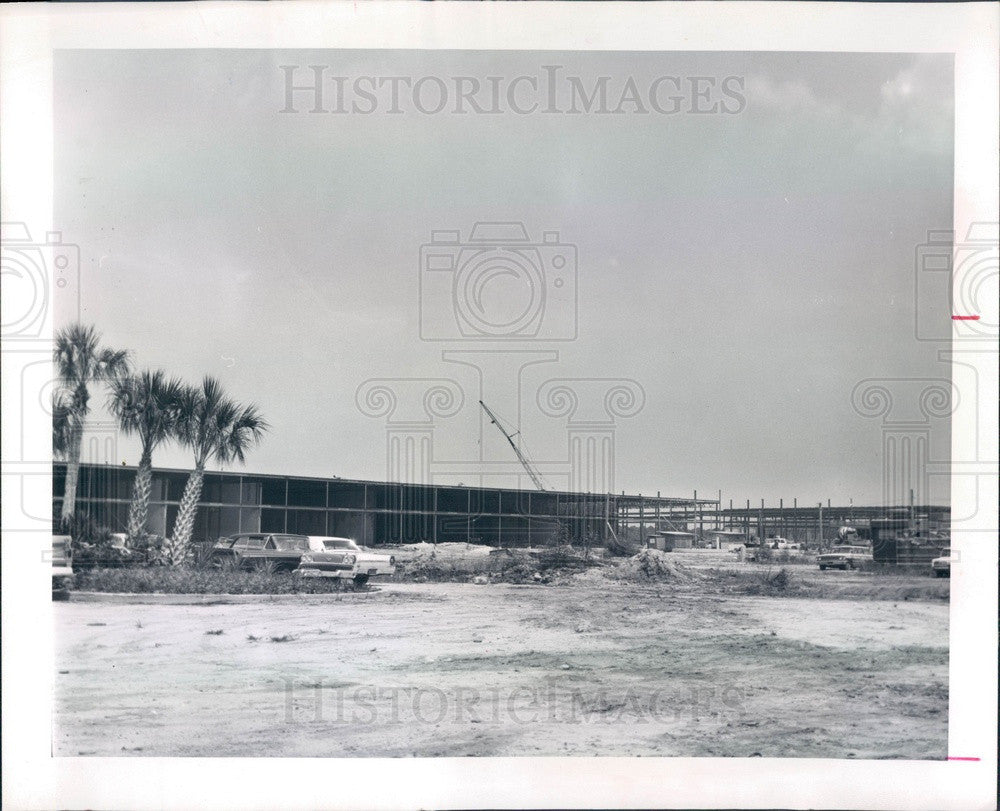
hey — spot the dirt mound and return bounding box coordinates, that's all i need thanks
[613,549,692,582]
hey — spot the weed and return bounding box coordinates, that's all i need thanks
[269,635,295,643]
[205,629,224,636]
[73,567,353,595]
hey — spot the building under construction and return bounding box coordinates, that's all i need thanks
[54,462,716,547]
[54,462,949,551]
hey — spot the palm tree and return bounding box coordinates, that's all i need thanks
[53,324,130,521]
[166,377,268,564]
[108,369,185,544]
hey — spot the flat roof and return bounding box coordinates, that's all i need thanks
[61,462,714,506]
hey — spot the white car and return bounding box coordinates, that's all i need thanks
[931,548,955,578]
[299,536,396,585]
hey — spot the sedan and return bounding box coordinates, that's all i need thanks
[209,533,311,572]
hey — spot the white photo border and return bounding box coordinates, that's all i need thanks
[1,2,997,810]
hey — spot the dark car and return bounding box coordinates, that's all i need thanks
[208,533,311,572]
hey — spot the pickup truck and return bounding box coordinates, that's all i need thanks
[298,536,396,586]
[817,545,873,571]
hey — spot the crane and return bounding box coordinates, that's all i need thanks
[478,399,547,491]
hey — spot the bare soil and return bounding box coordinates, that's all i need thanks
[54,561,948,759]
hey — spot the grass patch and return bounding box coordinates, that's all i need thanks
[74,567,364,595]
[205,629,224,636]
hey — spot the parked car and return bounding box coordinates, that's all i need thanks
[817,545,873,571]
[931,548,955,578]
[52,534,74,600]
[208,533,311,572]
[298,536,396,586]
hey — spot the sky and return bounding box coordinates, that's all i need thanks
[54,50,954,506]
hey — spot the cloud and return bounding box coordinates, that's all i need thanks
[746,54,952,161]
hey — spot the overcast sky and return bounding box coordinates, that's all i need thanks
[55,50,953,506]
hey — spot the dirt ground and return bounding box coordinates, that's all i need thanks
[54,555,948,759]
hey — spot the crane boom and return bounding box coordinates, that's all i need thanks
[478,400,547,491]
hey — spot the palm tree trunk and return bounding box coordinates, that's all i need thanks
[60,423,85,523]
[126,448,153,545]
[166,465,204,565]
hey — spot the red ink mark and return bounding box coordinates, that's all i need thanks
[951,315,980,320]
[947,756,981,761]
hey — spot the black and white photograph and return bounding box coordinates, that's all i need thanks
[1,3,997,810]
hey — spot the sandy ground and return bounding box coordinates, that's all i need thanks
[54,570,948,758]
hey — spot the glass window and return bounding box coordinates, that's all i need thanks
[194,506,222,542]
[233,536,250,548]
[239,507,261,533]
[328,481,365,509]
[273,536,310,551]
[287,509,326,535]
[328,511,370,544]
[261,478,286,506]
[53,465,66,499]
[469,514,500,546]
[150,475,169,502]
[470,489,501,515]
[287,479,326,508]
[400,484,434,513]
[241,479,263,505]
[436,487,468,513]
[219,506,240,536]
[500,489,531,516]
[530,492,559,516]
[436,514,470,543]
[367,483,395,510]
[147,504,168,537]
[261,508,286,532]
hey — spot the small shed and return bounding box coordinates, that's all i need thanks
[707,529,747,550]
[646,531,695,552]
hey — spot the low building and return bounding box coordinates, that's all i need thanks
[53,462,714,549]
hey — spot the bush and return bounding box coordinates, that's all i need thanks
[740,566,793,596]
[73,567,364,594]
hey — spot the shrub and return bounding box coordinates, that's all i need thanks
[73,567,363,594]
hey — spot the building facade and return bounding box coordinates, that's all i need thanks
[54,463,715,547]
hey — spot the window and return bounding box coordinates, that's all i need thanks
[287,509,326,536]
[287,479,326,508]
[400,484,434,513]
[436,487,468,513]
[273,535,310,551]
[470,489,500,515]
[240,507,261,533]
[232,536,251,549]
[260,508,286,532]
[499,489,531,516]
[261,478,286,506]
[241,480,263,505]
[328,481,365,509]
